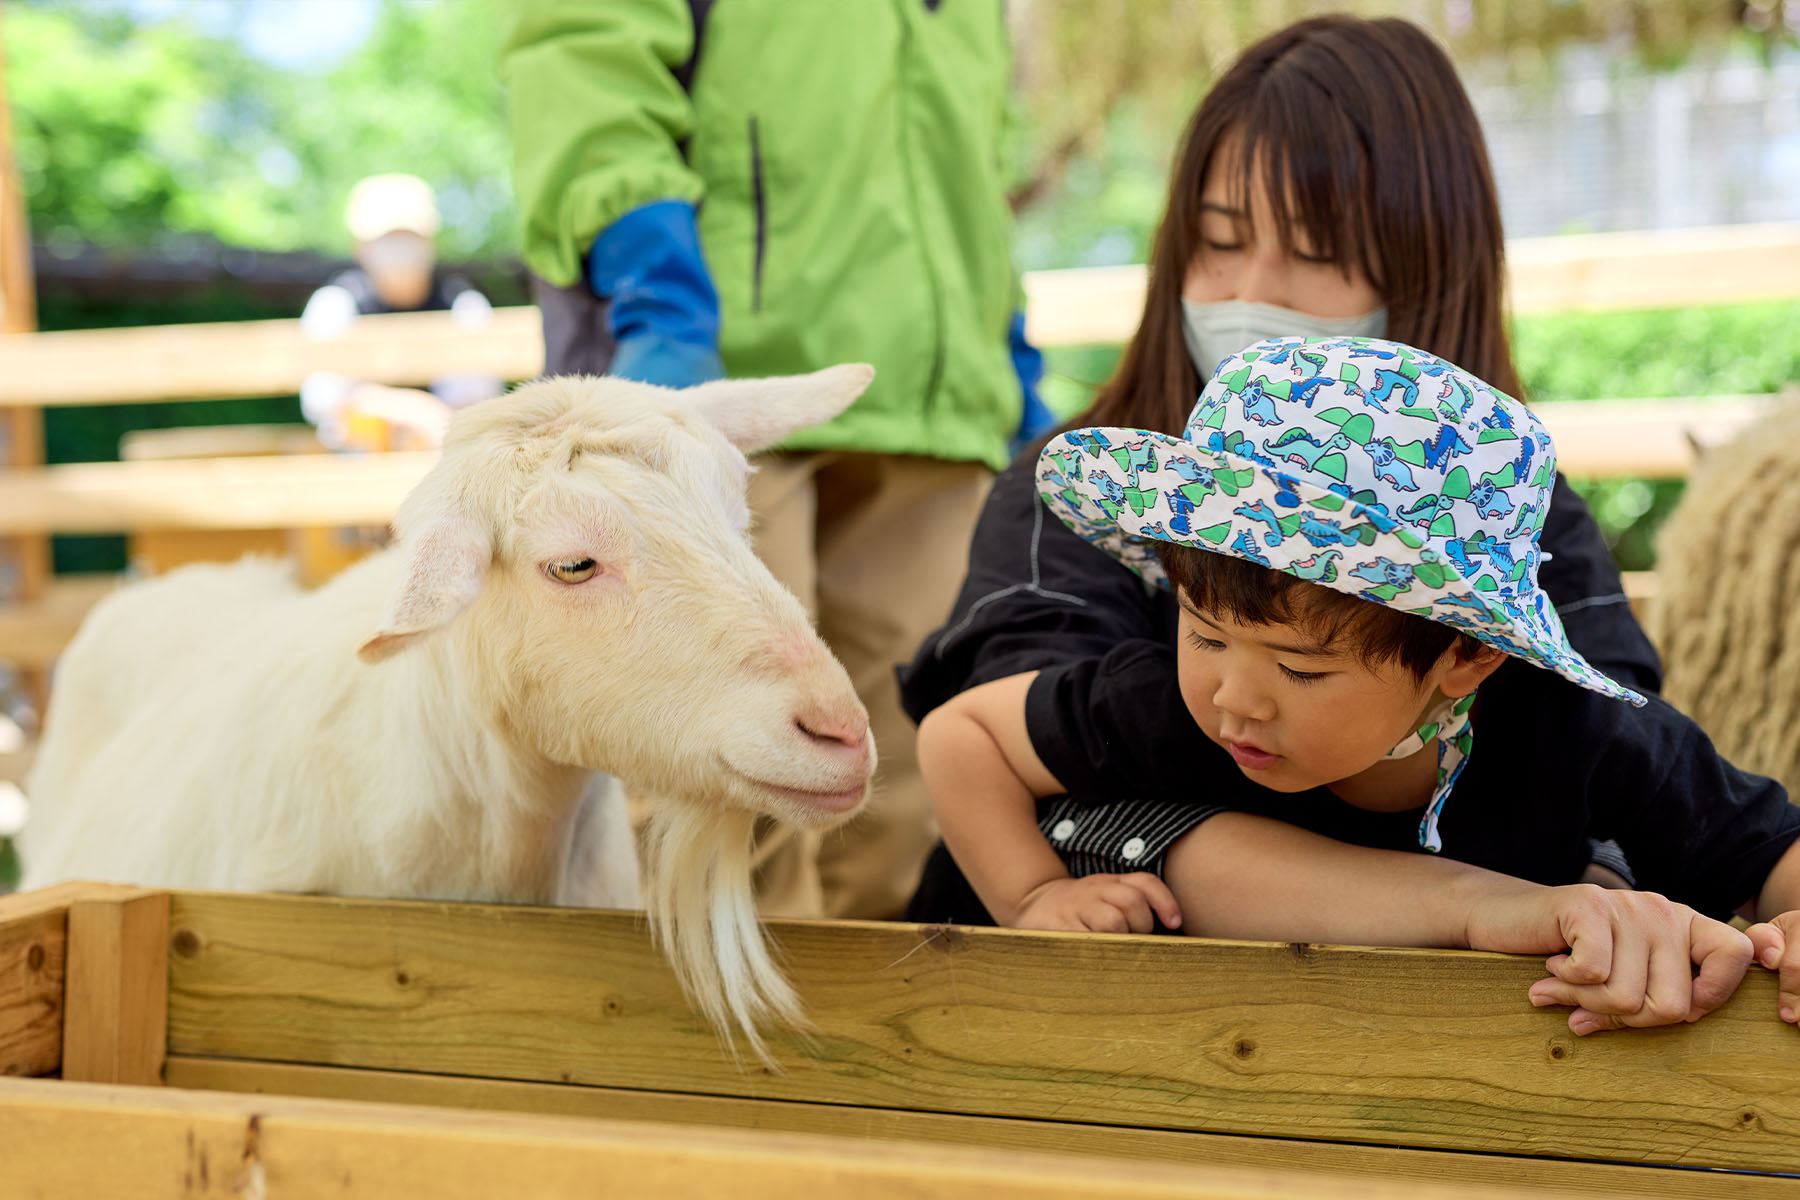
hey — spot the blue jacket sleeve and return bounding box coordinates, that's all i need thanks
[587,199,725,388]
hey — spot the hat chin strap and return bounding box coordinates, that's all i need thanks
[1383,693,1462,762]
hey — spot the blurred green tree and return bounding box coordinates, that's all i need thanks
[7,0,516,257]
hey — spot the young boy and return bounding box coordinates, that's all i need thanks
[915,336,1800,1035]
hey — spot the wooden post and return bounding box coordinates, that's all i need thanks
[0,12,49,722]
[61,887,169,1086]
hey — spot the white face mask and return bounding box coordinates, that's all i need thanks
[1181,298,1388,381]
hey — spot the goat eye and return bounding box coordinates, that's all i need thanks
[544,558,599,584]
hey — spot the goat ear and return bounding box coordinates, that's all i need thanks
[680,363,874,453]
[357,516,492,663]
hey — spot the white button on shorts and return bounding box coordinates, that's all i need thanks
[1050,818,1077,842]
[1120,836,1147,861]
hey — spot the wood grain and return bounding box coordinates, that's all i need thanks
[0,452,432,535]
[164,891,1800,1175]
[164,1056,1795,1199]
[0,1076,1618,1200]
[0,905,64,1076]
[62,888,169,1085]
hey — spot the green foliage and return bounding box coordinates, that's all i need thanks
[1516,300,1800,570]
[0,835,15,894]
[1513,300,1800,402]
[9,0,517,256]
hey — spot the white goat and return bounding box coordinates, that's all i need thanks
[23,366,878,1058]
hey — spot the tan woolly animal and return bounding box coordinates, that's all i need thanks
[1651,400,1800,797]
[21,366,878,1061]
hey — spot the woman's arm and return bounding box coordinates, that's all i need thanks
[899,447,1174,721]
[1538,472,1662,693]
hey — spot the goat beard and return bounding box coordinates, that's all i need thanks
[640,796,807,1067]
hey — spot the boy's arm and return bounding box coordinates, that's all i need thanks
[918,673,1179,932]
[1167,812,1752,1034]
[1744,842,1800,1024]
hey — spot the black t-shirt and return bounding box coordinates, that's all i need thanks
[898,445,1663,724]
[1023,645,1799,922]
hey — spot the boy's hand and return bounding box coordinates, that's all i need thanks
[1502,887,1753,1034]
[1011,873,1182,934]
[1743,909,1800,1025]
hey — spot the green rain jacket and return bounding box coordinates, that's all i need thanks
[503,0,1025,469]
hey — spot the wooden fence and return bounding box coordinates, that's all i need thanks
[3,882,1796,1196]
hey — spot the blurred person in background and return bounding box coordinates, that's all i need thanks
[502,1,1054,921]
[300,173,502,451]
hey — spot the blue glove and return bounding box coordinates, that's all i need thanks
[587,200,725,388]
[1009,309,1056,450]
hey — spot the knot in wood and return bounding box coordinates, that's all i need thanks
[1232,1039,1257,1060]
[24,943,44,972]
[170,929,202,959]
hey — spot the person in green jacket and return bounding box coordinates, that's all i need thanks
[502,0,1051,920]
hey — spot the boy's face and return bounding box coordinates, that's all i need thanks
[1174,593,1458,796]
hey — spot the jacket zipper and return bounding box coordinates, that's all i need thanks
[748,115,767,314]
[896,15,946,411]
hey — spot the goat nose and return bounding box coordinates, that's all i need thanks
[795,711,869,751]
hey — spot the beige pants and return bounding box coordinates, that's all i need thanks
[739,450,992,920]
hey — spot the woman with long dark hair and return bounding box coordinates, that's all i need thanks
[902,14,1657,927]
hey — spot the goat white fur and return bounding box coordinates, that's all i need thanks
[23,366,878,1060]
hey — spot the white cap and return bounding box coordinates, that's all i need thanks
[344,173,441,241]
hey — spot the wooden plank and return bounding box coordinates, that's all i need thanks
[0,1076,1615,1200]
[0,396,1763,542]
[0,882,150,1079]
[118,423,323,462]
[0,304,545,407]
[62,887,169,1086]
[0,224,1793,408]
[0,898,66,1077]
[1505,222,1800,315]
[1019,223,1800,348]
[1531,394,1784,480]
[165,891,1800,1175]
[0,23,48,721]
[0,574,117,669]
[0,451,433,535]
[165,1056,1793,1199]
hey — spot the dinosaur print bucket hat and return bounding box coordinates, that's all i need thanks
[1036,336,1645,847]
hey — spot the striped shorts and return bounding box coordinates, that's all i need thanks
[1036,796,1226,879]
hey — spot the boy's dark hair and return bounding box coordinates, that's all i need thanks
[1156,541,1486,680]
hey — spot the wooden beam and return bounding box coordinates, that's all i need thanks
[1505,222,1800,315]
[1531,394,1786,480]
[164,1057,1791,1199]
[1018,222,1800,348]
[0,1076,1626,1200]
[0,15,48,720]
[164,892,1800,1175]
[0,304,545,406]
[62,887,169,1086]
[0,451,433,535]
[0,224,1794,408]
[0,395,1766,543]
[0,884,73,1077]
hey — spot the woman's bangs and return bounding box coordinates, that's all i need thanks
[1229,96,1377,285]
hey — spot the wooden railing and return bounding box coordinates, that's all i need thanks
[3,883,1796,1196]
